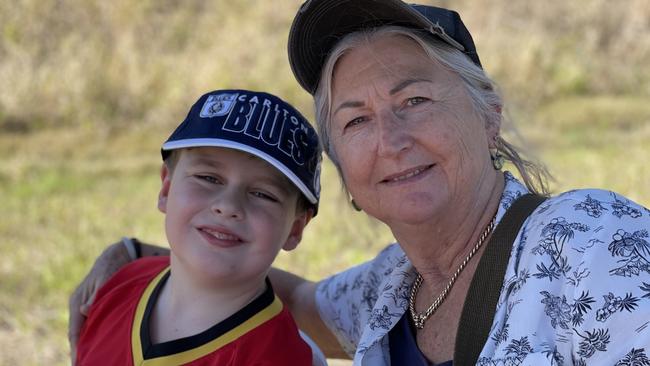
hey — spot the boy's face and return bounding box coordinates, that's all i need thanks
[158,147,311,285]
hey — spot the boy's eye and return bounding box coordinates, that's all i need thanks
[195,175,220,184]
[250,190,279,202]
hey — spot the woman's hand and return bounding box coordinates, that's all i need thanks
[68,239,169,364]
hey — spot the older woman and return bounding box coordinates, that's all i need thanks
[70,1,650,365]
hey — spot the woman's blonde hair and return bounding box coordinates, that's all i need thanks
[314,26,549,196]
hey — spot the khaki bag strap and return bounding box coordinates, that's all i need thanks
[454,193,546,366]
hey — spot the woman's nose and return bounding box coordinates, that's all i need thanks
[376,110,413,157]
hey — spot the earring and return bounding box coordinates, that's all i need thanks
[490,136,505,170]
[490,149,504,170]
[351,199,362,212]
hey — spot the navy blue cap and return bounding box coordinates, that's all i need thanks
[162,89,321,213]
[288,0,482,94]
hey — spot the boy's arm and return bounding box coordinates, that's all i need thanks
[68,239,169,363]
[269,267,350,360]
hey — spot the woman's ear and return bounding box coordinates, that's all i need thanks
[487,104,503,149]
[158,164,171,213]
[282,209,314,251]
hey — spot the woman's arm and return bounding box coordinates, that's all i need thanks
[269,267,350,359]
[68,240,350,361]
[68,239,169,362]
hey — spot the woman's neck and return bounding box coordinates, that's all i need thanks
[394,171,505,284]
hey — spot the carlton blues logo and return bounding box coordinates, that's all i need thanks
[199,93,238,118]
[201,92,316,167]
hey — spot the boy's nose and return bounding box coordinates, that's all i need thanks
[211,192,244,219]
[213,207,242,218]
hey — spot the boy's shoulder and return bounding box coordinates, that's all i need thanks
[119,256,170,278]
[77,256,171,363]
[82,256,169,329]
[101,256,169,295]
[91,256,170,314]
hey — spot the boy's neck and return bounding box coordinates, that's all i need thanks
[149,258,267,344]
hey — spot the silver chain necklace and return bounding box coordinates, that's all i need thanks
[409,214,497,329]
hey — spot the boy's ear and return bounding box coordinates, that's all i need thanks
[282,209,314,252]
[158,164,172,213]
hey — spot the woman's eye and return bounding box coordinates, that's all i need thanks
[406,96,428,106]
[344,116,365,129]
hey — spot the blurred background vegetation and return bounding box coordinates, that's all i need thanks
[0,0,649,364]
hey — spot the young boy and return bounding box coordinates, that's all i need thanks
[75,89,322,365]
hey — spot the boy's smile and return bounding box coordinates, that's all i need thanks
[158,147,311,287]
[197,225,244,248]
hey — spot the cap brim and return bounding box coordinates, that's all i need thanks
[162,139,318,205]
[288,0,465,94]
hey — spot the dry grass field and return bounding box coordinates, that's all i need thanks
[1,0,649,364]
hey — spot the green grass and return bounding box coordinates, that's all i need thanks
[522,96,650,202]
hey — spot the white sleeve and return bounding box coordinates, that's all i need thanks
[567,192,650,363]
[529,190,650,364]
[314,244,401,357]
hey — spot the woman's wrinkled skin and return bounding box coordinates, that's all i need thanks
[327,34,505,362]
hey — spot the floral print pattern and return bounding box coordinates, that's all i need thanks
[608,229,650,277]
[315,172,650,365]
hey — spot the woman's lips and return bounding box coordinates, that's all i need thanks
[197,226,244,248]
[380,164,434,184]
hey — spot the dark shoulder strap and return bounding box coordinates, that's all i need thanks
[454,193,547,366]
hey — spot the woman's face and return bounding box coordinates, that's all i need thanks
[329,34,499,227]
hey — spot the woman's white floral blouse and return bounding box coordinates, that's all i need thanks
[316,172,650,365]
